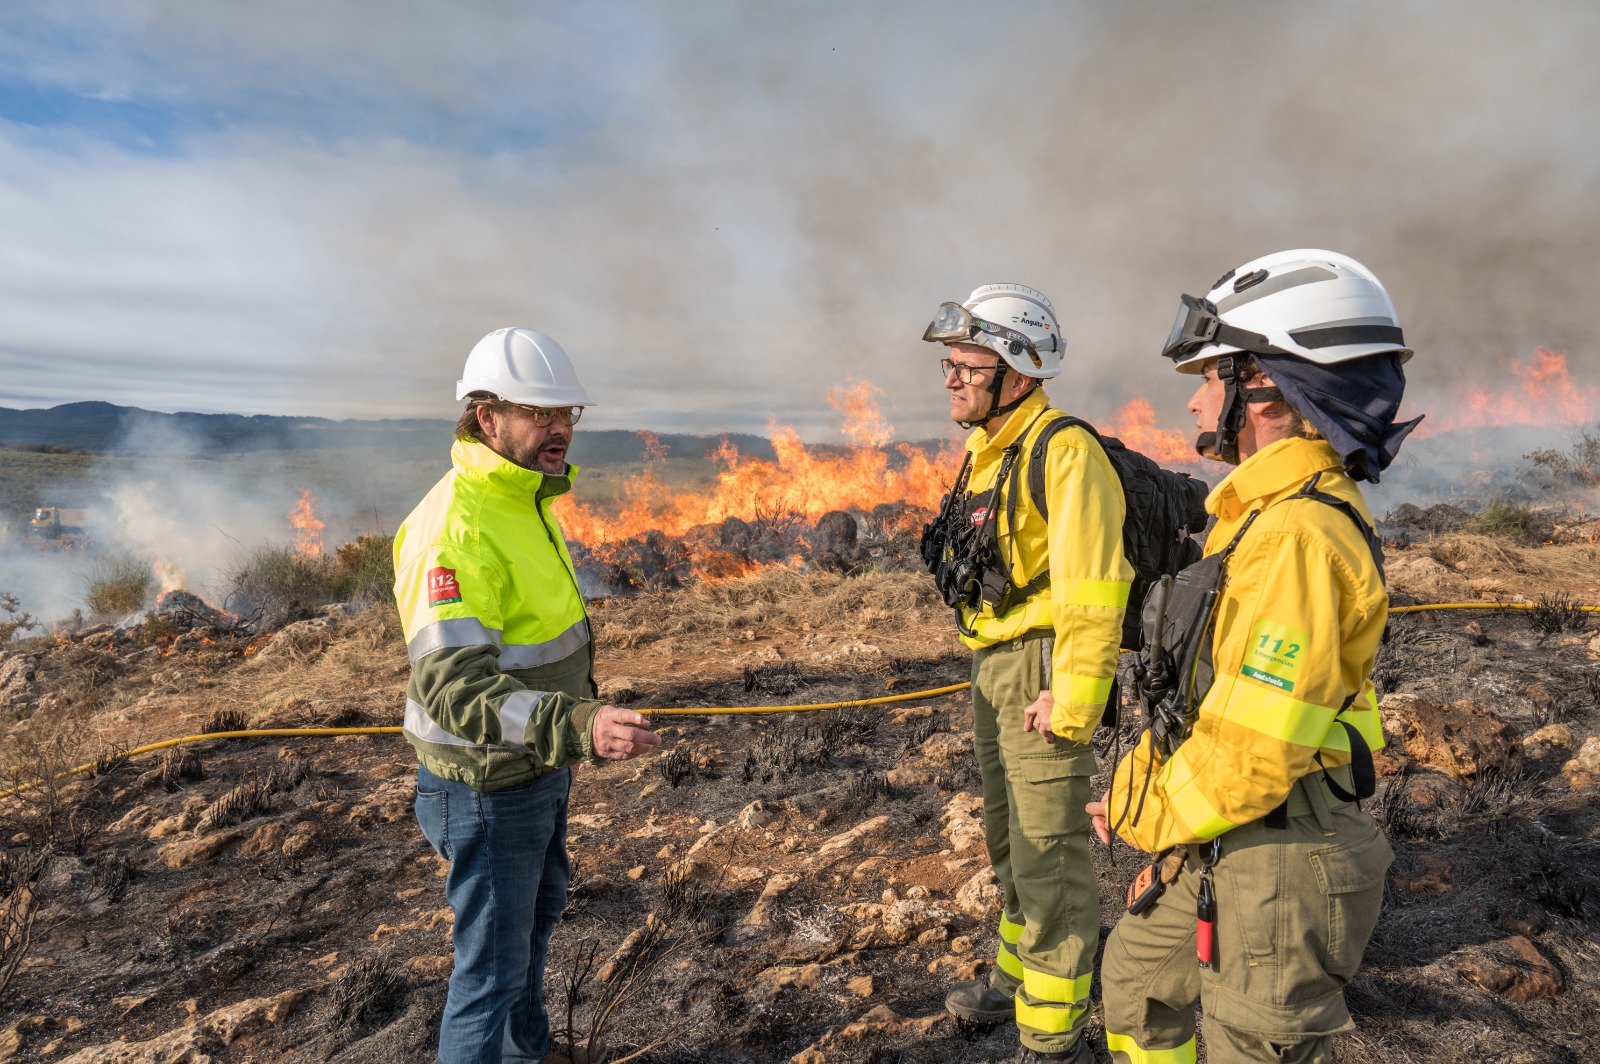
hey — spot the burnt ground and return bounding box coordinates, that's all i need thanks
[0,540,1598,1063]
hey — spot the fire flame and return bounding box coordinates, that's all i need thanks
[1106,398,1198,465]
[554,381,1202,584]
[290,488,325,557]
[1413,347,1598,438]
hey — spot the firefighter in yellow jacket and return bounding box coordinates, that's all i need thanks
[1088,251,1419,1063]
[924,285,1133,1063]
[394,328,659,1064]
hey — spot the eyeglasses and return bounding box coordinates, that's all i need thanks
[940,357,1001,383]
[507,404,583,427]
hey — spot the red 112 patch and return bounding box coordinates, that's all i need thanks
[427,566,462,607]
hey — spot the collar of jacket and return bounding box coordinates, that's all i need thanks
[450,439,579,503]
[964,388,1052,457]
[1207,437,1344,521]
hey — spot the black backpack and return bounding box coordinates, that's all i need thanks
[1009,414,1211,652]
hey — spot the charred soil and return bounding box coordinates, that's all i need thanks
[0,545,1599,1063]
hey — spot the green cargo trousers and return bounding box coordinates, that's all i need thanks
[972,631,1100,1053]
[1102,777,1393,1064]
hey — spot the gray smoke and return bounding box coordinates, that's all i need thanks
[0,1,1595,442]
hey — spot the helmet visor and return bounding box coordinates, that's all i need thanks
[1162,294,1223,362]
[1161,292,1291,363]
[923,302,976,344]
[924,301,1052,370]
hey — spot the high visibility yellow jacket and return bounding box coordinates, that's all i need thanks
[958,389,1134,743]
[1107,437,1388,852]
[392,440,601,791]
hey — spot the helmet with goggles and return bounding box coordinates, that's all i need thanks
[1162,250,1409,373]
[924,283,1064,379]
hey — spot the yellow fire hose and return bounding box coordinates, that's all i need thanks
[1,600,1592,800]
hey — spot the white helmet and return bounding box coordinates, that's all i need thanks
[455,327,594,407]
[924,283,1065,379]
[1162,250,1410,373]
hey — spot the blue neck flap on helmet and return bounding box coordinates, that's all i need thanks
[1253,351,1423,484]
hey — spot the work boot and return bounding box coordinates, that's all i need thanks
[1012,1039,1093,1063]
[944,979,1014,1023]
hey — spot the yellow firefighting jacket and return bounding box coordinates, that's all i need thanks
[958,389,1134,743]
[1107,437,1388,852]
[392,440,601,791]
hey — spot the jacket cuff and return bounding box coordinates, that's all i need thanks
[568,699,603,763]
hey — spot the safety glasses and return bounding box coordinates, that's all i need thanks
[506,403,583,427]
[1161,294,1286,363]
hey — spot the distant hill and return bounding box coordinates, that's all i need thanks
[0,401,780,465]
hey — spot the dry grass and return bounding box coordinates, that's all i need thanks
[1426,534,1600,600]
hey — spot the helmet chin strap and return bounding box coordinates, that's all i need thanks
[959,364,1035,431]
[1194,355,1283,463]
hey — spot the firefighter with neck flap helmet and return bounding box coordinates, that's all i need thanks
[924,284,1132,1063]
[1087,252,1419,1064]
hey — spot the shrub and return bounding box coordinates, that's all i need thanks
[228,534,393,613]
[1526,427,1600,485]
[83,553,155,615]
[1466,502,1553,545]
[333,534,394,604]
[228,544,338,612]
[0,593,38,643]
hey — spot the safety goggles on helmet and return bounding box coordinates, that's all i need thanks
[1161,294,1289,364]
[923,301,1057,369]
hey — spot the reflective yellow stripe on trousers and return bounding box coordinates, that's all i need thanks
[1015,970,1092,1034]
[1106,1032,1197,1063]
[995,912,1025,982]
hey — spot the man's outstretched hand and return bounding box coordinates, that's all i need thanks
[592,706,660,760]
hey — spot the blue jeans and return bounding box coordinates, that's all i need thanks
[415,764,572,1064]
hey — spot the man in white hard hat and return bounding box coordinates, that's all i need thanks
[922,285,1133,1063]
[393,327,659,1064]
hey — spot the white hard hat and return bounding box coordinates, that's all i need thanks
[455,327,594,406]
[924,283,1065,379]
[1163,249,1410,373]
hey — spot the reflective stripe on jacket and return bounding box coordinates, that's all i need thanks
[1107,437,1388,852]
[392,439,601,791]
[958,389,1134,743]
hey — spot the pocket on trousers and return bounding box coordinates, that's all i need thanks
[1012,754,1090,838]
[415,789,452,862]
[1307,825,1393,981]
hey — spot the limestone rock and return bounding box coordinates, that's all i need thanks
[1456,936,1564,1003]
[56,988,307,1062]
[1383,694,1522,781]
[941,792,985,853]
[0,653,37,708]
[881,899,955,945]
[348,777,415,827]
[1384,553,1477,603]
[952,866,1003,918]
[920,732,973,767]
[158,828,246,869]
[1561,736,1600,790]
[846,974,875,997]
[816,815,890,859]
[737,800,779,830]
[1523,723,1574,758]
[755,963,823,993]
[743,873,799,928]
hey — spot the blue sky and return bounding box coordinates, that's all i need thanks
[1,1,1598,440]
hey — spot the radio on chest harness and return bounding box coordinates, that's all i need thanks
[920,411,1211,650]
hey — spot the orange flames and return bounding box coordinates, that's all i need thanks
[1106,398,1198,465]
[553,381,1202,578]
[1413,347,1598,438]
[289,489,325,557]
[554,382,954,559]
